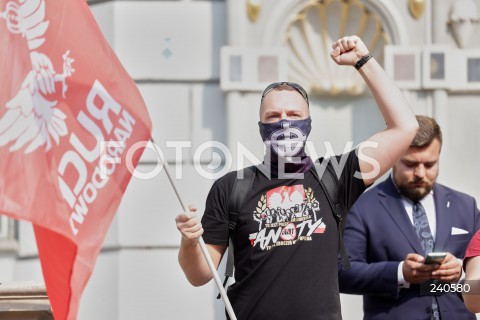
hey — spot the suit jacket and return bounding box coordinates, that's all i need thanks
[338,177,480,320]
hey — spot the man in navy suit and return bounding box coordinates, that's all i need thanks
[339,115,480,320]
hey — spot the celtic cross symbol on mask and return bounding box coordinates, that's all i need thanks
[268,122,307,158]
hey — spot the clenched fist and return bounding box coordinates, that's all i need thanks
[330,35,369,66]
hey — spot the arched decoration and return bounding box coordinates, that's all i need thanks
[263,0,408,96]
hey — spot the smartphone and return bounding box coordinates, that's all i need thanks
[424,252,447,265]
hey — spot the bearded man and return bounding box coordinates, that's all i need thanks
[339,115,480,320]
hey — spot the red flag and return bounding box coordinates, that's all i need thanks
[0,1,152,319]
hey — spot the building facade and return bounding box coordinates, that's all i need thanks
[1,0,480,319]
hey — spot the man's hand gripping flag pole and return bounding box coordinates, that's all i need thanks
[150,137,238,320]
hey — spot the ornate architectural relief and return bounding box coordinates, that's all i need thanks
[408,0,425,20]
[283,0,389,96]
[449,0,480,48]
[247,0,262,22]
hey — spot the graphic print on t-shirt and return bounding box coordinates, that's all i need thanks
[250,185,326,250]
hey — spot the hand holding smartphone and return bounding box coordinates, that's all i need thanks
[424,252,447,265]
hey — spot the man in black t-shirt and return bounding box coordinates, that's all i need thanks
[175,36,419,320]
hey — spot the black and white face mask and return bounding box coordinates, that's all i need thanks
[258,117,313,178]
[258,117,312,159]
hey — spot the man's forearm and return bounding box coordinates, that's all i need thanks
[178,238,214,287]
[358,57,416,132]
[339,261,400,296]
[355,56,418,185]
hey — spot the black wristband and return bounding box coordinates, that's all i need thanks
[354,53,373,70]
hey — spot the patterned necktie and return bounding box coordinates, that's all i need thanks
[412,202,434,254]
[412,202,441,320]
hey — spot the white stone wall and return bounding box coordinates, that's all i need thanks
[2,0,480,319]
[80,1,229,319]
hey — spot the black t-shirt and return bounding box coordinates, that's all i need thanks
[202,150,366,320]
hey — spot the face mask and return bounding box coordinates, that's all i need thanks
[258,118,311,158]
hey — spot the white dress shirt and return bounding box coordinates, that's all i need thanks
[392,178,464,288]
[397,191,436,288]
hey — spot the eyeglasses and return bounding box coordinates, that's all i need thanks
[260,82,309,106]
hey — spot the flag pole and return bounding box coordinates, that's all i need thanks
[149,138,237,320]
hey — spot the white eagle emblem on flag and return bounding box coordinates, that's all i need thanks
[0,0,74,153]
